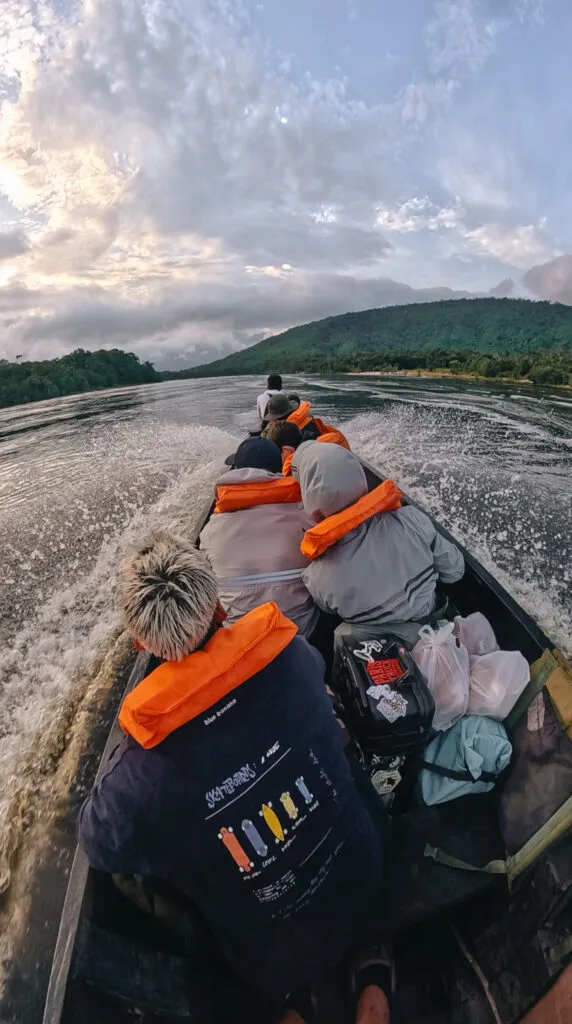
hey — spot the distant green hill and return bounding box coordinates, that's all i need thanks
[180,298,572,378]
[0,348,159,409]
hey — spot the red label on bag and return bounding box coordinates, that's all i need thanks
[366,658,404,685]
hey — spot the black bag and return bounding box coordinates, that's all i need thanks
[335,633,435,794]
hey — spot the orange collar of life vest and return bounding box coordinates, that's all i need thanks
[301,479,403,560]
[119,603,298,749]
[282,429,350,479]
[214,475,301,513]
[315,424,350,450]
[288,401,312,429]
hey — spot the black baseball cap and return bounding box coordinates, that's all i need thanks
[224,437,282,473]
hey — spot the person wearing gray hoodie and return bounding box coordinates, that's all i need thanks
[292,442,464,647]
[200,437,319,637]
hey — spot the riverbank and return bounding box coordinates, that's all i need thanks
[346,368,572,389]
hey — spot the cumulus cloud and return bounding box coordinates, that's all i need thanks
[488,277,515,298]
[464,222,560,269]
[377,196,463,233]
[523,254,572,305]
[2,268,477,366]
[0,230,30,261]
[0,0,565,365]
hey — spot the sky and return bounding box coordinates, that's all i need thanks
[0,0,571,368]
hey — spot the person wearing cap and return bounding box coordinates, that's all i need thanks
[78,533,388,1022]
[199,437,319,636]
[264,420,304,474]
[261,391,300,432]
[264,393,350,449]
[256,373,283,422]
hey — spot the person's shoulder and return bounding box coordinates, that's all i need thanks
[392,504,435,536]
[280,632,321,667]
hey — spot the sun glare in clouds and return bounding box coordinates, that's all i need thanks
[0,0,569,367]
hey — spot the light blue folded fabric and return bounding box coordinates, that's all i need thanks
[418,715,512,806]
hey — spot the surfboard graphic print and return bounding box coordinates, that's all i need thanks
[280,792,299,820]
[218,827,253,872]
[295,777,313,805]
[241,819,268,857]
[260,802,285,842]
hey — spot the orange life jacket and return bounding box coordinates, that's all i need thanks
[119,603,298,749]
[282,430,350,477]
[314,422,350,450]
[301,480,403,560]
[287,401,312,430]
[214,475,301,513]
[288,403,350,450]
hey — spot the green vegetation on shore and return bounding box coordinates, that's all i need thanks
[2,298,572,409]
[182,297,572,379]
[0,348,159,409]
[306,348,572,385]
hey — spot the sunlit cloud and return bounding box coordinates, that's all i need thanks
[0,0,568,366]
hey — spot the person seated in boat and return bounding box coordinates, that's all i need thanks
[199,436,319,639]
[77,534,390,1023]
[292,442,465,648]
[264,393,351,450]
[257,372,283,423]
[264,420,304,475]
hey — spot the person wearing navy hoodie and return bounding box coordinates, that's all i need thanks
[78,533,390,1023]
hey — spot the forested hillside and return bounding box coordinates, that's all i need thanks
[0,348,159,408]
[183,298,572,378]
[3,297,572,409]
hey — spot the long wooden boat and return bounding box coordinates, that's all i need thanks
[42,455,572,1024]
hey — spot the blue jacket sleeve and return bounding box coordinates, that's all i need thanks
[77,743,149,876]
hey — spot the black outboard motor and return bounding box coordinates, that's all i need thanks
[335,633,435,797]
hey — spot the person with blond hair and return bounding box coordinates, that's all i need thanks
[78,532,390,1023]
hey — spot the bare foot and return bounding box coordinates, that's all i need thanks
[279,1011,306,1024]
[355,983,391,1024]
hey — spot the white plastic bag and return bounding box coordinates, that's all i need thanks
[412,623,470,732]
[468,651,530,719]
[453,613,498,656]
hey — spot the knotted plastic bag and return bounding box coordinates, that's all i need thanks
[468,650,530,720]
[412,623,470,732]
[453,612,498,656]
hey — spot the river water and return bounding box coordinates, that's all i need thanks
[0,374,571,1005]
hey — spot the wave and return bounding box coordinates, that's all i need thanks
[0,426,233,906]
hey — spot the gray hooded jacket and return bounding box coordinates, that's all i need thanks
[292,443,464,628]
[199,468,319,636]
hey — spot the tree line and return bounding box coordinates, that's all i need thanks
[0,348,160,409]
[295,349,572,385]
[3,296,572,410]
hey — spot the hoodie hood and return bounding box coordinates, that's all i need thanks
[216,467,283,487]
[292,441,368,522]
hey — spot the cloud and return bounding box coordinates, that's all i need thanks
[488,277,515,297]
[464,222,560,269]
[2,268,477,366]
[0,0,566,365]
[0,230,30,261]
[523,254,572,305]
[377,196,463,233]
[425,0,501,79]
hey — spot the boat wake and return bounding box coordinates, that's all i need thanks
[0,424,234,992]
